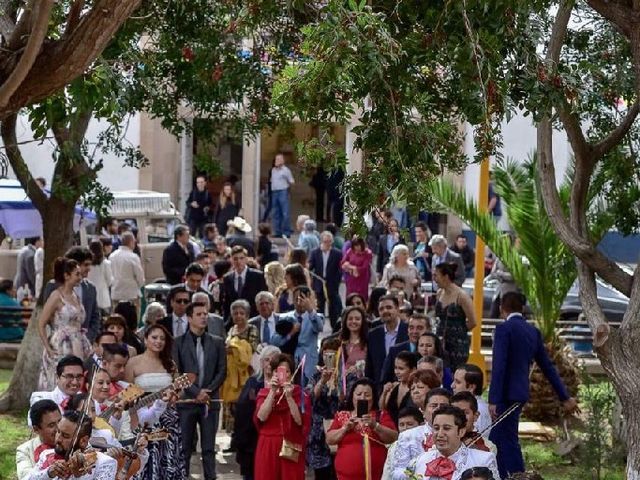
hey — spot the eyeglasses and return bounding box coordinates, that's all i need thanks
[60,374,84,380]
[174,299,190,304]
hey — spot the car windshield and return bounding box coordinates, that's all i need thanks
[144,217,179,243]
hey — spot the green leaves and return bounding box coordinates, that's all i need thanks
[429,155,611,341]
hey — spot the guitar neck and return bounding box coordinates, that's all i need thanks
[131,386,169,412]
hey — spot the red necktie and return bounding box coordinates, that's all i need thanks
[59,397,70,410]
[34,444,54,463]
[99,403,108,412]
[425,456,456,480]
[40,451,65,470]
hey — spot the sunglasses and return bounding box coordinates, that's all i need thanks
[174,299,190,305]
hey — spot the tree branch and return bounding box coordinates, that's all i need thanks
[65,0,84,35]
[7,0,36,49]
[0,0,143,118]
[0,113,48,211]
[576,261,609,346]
[537,117,633,296]
[593,102,640,158]
[586,0,636,38]
[0,0,54,109]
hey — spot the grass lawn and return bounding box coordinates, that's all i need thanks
[0,368,28,480]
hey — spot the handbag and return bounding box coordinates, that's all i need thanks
[279,438,302,462]
[278,418,302,462]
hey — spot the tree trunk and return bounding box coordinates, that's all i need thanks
[0,200,76,412]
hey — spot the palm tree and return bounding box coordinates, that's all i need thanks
[429,155,611,420]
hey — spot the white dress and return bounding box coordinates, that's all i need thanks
[134,373,187,480]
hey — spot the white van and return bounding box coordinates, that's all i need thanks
[88,190,184,280]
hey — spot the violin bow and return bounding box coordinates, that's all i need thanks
[466,402,521,448]
[67,365,99,460]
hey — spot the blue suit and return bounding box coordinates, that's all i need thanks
[365,322,409,389]
[489,314,569,478]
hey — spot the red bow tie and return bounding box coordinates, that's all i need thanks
[59,397,70,410]
[34,443,54,463]
[422,433,434,451]
[40,451,65,470]
[99,403,108,412]
[425,456,456,480]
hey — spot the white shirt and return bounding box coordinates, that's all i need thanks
[321,249,330,277]
[86,260,113,309]
[391,423,433,480]
[475,396,492,437]
[406,444,500,480]
[235,266,248,291]
[109,246,145,301]
[26,450,117,480]
[172,313,188,338]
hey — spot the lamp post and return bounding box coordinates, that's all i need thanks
[468,158,489,376]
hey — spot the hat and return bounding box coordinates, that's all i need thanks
[428,234,447,247]
[226,216,252,233]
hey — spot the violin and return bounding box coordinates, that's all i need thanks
[45,449,98,478]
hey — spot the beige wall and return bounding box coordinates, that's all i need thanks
[138,113,182,205]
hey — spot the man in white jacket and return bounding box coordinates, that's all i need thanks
[404,405,500,480]
[109,231,145,309]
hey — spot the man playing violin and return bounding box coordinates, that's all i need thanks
[26,410,117,480]
[17,400,61,479]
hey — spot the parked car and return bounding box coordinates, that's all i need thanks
[423,276,628,321]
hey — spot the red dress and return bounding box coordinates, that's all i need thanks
[328,410,397,480]
[253,385,312,480]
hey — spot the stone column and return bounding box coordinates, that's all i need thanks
[178,122,194,217]
[241,134,261,237]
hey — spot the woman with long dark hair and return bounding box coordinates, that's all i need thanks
[276,263,308,313]
[125,324,187,480]
[326,377,397,480]
[433,262,476,371]
[215,182,240,236]
[38,257,91,390]
[338,306,368,387]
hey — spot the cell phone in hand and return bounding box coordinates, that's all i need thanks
[356,399,368,418]
[276,365,288,385]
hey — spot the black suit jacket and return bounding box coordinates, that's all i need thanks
[222,268,268,320]
[162,241,195,285]
[380,340,416,384]
[43,279,101,342]
[173,329,226,402]
[308,247,342,294]
[365,321,409,387]
[226,234,256,258]
[158,314,184,337]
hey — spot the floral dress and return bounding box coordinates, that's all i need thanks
[39,294,91,390]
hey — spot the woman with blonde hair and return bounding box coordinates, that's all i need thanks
[264,261,286,294]
[380,244,421,297]
[214,182,240,236]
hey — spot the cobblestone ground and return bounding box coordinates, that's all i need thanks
[188,318,335,479]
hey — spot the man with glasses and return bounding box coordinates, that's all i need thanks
[159,287,191,338]
[29,356,84,420]
[222,246,267,321]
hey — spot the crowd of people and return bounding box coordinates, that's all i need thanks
[11,176,579,480]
